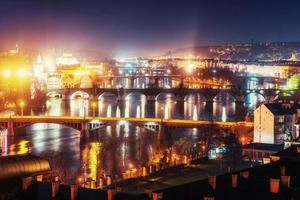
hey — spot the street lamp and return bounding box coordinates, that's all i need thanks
[241,136,246,145]
[160,106,164,122]
[20,101,25,116]
[92,101,97,117]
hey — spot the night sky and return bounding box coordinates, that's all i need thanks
[0,0,300,56]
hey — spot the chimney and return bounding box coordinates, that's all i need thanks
[22,176,33,190]
[107,189,115,200]
[152,192,163,200]
[281,176,291,187]
[270,179,280,193]
[232,174,238,188]
[51,181,60,198]
[145,189,152,198]
[280,166,286,176]
[297,146,300,153]
[203,197,215,200]
[35,175,43,182]
[107,187,122,200]
[70,184,78,200]
[240,171,249,178]
[208,176,216,190]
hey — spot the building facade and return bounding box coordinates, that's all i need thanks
[254,103,297,144]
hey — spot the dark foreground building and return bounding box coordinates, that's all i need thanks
[0,154,51,200]
[3,146,300,200]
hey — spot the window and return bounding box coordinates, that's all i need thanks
[258,152,263,158]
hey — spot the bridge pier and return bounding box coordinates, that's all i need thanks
[7,120,14,136]
[146,99,155,117]
[80,122,89,138]
[127,77,135,88]
[62,98,70,116]
[175,96,185,118]
[235,101,246,121]
[158,124,166,149]
[204,99,214,120]
[234,96,246,121]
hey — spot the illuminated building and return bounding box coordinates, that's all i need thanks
[47,75,62,90]
[55,53,84,89]
[56,53,79,66]
[0,45,34,103]
[254,103,297,144]
[33,53,45,82]
[285,74,300,90]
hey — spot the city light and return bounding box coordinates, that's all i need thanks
[19,100,25,116]
[186,63,194,74]
[1,1,300,199]
[3,69,11,78]
[17,68,26,78]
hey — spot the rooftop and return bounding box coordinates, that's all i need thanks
[0,154,51,180]
[242,143,284,152]
[264,103,296,115]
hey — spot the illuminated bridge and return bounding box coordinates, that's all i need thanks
[48,87,294,103]
[0,116,253,138]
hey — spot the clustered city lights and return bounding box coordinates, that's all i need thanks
[2,68,28,78]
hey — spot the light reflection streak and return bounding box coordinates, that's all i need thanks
[88,142,101,181]
[193,105,198,120]
[107,104,112,117]
[116,106,121,117]
[125,100,130,118]
[221,106,227,122]
[0,130,8,155]
[136,105,141,118]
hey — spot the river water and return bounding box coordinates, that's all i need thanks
[0,92,262,184]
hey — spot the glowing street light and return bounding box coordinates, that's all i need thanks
[92,101,97,117]
[17,69,26,78]
[20,101,25,116]
[241,137,246,145]
[186,63,194,74]
[3,69,11,78]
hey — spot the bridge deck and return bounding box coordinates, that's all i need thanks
[0,116,253,128]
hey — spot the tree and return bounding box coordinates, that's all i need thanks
[173,137,193,155]
[222,133,242,171]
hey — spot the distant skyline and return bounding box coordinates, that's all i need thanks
[1,0,300,56]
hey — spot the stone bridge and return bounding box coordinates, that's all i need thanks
[0,116,253,138]
[47,87,292,103]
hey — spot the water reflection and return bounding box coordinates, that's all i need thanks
[155,93,176,119]
[213,92,236,121]
[0,122,227,184]
[184,94,206,120]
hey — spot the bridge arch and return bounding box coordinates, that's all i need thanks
[47,91,62,99]
[70,91,90,100]
[80,75,93,88]
[125,92,146,102]
[11,120,105,136]
[214,91,236,102]
[184,93,206,102]
[155,93,177,102]
[244,91,265,107]
[99,92,118,102]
